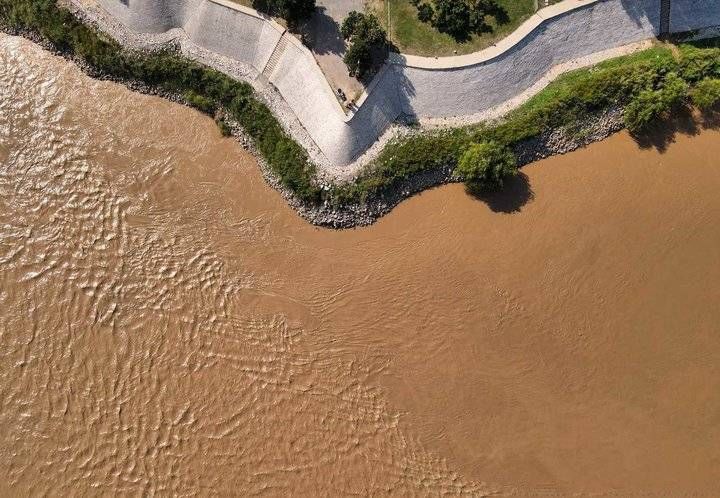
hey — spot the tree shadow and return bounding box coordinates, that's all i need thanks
[699,108,720,129]
[485,3,510,25]
[468,172,534,214]
[300,6,345,56]
[632,106,720,152]
[443,3,510,43]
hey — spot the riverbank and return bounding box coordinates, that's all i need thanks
[6,31,720,494]
[3,1,720,228]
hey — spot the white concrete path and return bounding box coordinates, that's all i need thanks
[74,0,720,174]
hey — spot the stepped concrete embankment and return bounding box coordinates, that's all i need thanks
[81,0,718,171]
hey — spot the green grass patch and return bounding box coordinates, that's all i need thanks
[373,0,535,56]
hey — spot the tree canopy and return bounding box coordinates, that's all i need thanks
[415,0,508,41]
[252,0,315,28]
[341,12,388,78]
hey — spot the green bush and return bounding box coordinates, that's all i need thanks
[184,90,215,114]
[690,78,720,109]
[454,141,517,194]
[417,3,434,23]
[624,72,688,133]
[216,117,232,137]
[678,45,720,82]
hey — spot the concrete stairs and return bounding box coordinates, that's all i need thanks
[660,0,671,36]
[262,33,290,79]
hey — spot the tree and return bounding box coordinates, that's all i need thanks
[432,0,472,40]
[341,12,388,78]
[252,0,315,28]
[423,0,506,41]
[455,141,517,194]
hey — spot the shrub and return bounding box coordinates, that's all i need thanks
[341,12,387,78]
[624,90,665,132]
[624,72,688,133]
[184,90,215,114]
[691,78,720,109]
[252,0,315,28]
[417,3,434,23]
[678,46,720,82]
[216,117,232,136]
[454,141,517,194]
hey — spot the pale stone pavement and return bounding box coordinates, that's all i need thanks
[301,0,365,105]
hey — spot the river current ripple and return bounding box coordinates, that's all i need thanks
[3,33,720,496]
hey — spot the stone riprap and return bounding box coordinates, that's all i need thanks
[81,0,718,171]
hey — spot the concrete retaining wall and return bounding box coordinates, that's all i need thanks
[98,0,283,72]
[670,0,720,32]
[184,1,282,71]
[95,0,718,168]
[99,0,192,34]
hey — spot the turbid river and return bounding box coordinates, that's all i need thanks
[2,33,720,496]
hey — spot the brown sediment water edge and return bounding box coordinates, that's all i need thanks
[2,32,720,496]
[0,11,635,228]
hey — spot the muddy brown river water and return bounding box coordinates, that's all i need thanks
[2,33,720,496]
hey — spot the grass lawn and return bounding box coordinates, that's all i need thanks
[369,0,537,56]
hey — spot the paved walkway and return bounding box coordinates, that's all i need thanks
[301,0,365,105]
[77,0,720,171]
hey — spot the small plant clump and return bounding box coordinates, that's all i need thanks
[454,141,517,194]
[690,78,720,109]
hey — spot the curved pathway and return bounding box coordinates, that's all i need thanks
[70,0,720,174]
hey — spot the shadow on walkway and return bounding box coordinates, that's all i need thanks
[633,106,720,152]
[296,0,366,102]
[302,7,345,56]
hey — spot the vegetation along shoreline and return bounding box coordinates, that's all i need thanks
[2,1,720,228]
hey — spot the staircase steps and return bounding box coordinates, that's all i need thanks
[262,33,290,79]
[660,0,671,36]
